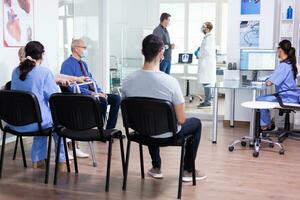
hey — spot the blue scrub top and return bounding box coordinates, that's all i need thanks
[268,62,300,103]
[9,65,60,132]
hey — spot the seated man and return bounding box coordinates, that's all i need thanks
[61,38,121,156]
[121,34,206,182]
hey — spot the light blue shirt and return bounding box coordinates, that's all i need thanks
[121,69,185,138]
[9,66,60,132]
[268,62,300,103]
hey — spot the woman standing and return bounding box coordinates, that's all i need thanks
[197,22,217,108]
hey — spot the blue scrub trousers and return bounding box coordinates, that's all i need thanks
[31,132,66,162]
[256,95,278,127]
[160,59,171,74]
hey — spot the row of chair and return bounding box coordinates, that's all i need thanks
[0,90,196,199]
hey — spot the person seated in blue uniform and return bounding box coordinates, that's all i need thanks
[60,38,121,130]
[9,41,66,169]
[257,40,300,130]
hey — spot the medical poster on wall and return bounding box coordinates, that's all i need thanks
[241,0,261,15]
[3,0,34,47]
[240,21,260,48]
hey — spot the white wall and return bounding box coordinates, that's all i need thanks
[225,0,276,121]
[109,0,159,60]
[0,0,59,86]
[73,0,110,91]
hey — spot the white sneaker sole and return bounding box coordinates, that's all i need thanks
[182,175,207,182]
[147,171,164,179]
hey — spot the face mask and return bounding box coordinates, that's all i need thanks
[201,27,206,34]
[81,49,88,58]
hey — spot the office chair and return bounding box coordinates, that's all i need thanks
[121,97,196,199]
[0,90,53,183]
[262,87,300,142]
[49,93,125,192]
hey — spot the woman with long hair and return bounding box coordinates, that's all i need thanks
[257,40,300,130]
[10,41,66,169]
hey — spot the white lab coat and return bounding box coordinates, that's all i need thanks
[197,33,216,84]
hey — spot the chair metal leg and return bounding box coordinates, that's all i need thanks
[12,136,19,160]
[72,140,78,173]
[122,140,131,191]
[178,142,186,199]
[63,137,70,173]
[191,137,196,186]
[53,136,61,185]
[139,143,145,179]
[119,137,125,178]
[19,136,27,168]
[105,139,113,192]
[0,132,7,178]
[88,141,97,167]
[45,135,52,184]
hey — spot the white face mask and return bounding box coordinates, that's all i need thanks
[201,27,206,34]
[81,49,88,58]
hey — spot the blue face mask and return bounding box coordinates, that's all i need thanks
[81,49,88,58]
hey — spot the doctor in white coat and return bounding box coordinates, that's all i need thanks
[197,22,216,108]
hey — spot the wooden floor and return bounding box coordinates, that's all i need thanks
[0,120,300,200]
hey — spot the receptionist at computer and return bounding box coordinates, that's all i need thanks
[257,40,300,131]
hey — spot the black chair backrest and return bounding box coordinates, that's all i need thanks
[59,85,71,93]
[121,97,177,137]
[0,90,42,129]
[4,81,11,90]
[49,93,104,132]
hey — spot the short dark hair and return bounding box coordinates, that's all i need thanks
[142,34,164,62]
[204,22,213,31]
[160,13,171,23]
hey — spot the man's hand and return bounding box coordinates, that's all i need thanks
[76,76,89,83]
[171,43,176,49]
[92,92,107,99]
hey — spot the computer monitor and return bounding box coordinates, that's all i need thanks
[178,53,193,64]
[240,49,277,71]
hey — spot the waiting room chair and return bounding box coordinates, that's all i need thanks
[2,81,23,161]
[0,90,53,183]
[121,97,196,199]
[49,93,125,192]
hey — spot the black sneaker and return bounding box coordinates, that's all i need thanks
[197,101,211,108]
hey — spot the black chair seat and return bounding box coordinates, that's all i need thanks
[4,126,52,137]
[128,132,193,147]
[59,128,122,141]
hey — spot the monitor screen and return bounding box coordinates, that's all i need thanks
[178,53,193,64]
[240,49,277,71]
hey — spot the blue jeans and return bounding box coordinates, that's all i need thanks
[160,59,171,74]
[148,117,202,172]
[31,132,65,162]
[99,93,121,129]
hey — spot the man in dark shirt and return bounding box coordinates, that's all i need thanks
[153,13,175,74]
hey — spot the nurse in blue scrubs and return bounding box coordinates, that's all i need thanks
[257,40,300,130]
[10,41,66,168]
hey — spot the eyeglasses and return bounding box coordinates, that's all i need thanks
[76,46,87,49]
